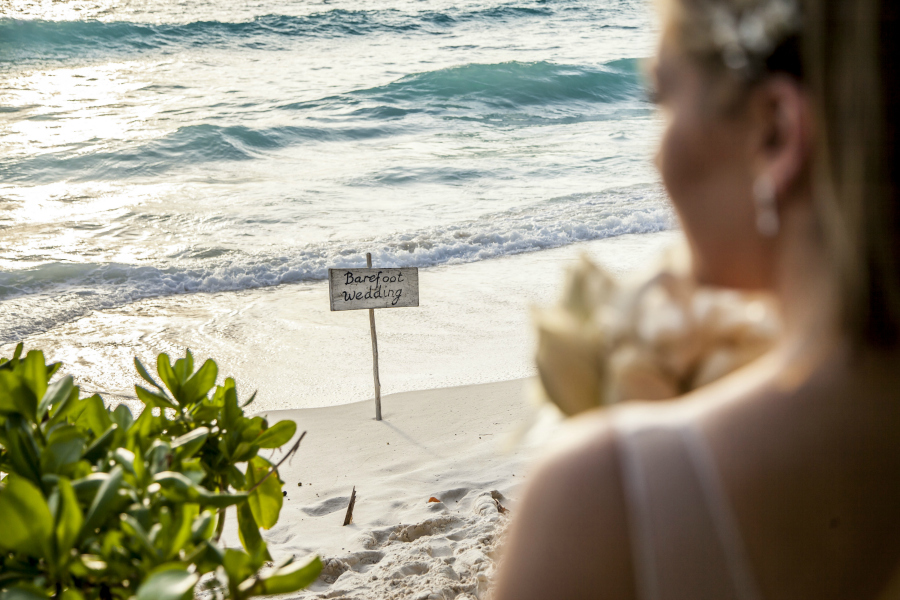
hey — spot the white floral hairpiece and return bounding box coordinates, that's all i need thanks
[709,0,802,72]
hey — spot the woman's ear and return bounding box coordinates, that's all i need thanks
[751,75,814,202]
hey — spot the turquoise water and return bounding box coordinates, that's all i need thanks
[0,0,668,345]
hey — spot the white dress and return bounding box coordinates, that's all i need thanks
[611,402,763,600]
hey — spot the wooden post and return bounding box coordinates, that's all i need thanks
[366,253,383,421]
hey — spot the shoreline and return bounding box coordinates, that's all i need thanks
[1,230,682,415]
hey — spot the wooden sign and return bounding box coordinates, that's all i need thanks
[328,255,420,421]
[328,267,419,312]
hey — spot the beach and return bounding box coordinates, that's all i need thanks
[246,379,535,600]
[2,230,679,599]
[1,0,669,596]
[194,231,677,599]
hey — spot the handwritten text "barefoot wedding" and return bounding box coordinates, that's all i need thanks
[328,267,419,311]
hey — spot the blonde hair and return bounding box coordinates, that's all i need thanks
[665,0,900,348]
[804,0,900,348]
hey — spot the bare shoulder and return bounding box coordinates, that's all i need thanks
[493,411,636,600]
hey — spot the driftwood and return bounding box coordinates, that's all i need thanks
[342,486,357,526]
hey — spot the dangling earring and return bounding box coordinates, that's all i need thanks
[753,175,779,237]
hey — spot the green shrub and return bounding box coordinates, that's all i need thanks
[0,344,321,600]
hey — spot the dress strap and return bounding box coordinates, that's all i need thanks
[614,414,662,600]
[611,405,762,600]
[680,422,763,600]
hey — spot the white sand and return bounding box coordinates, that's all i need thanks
[224,379,545,600]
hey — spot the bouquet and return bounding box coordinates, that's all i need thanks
[533,245,781,416]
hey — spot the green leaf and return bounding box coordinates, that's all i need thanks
[176,350,194,382]
[0,377,18,416]
[231,442,259,463]
[190,511,215,543]
[0,347,306,599]
[120,514,159,559]
[136,566,199,600]
[37,375,73,421]
[112,447,136,474]
[0,585,50,600]
[172,426,209,459]
[81,466,123,538]
[227,465,247,490]
[41,472,60,489]
[135,385,177,410]
[47,385,79,427]
[0,476,53,559]
[146,440,173,475]
[134,356,166,393]
[253,556,322,596]
[131,439,148,484]
[54,478,84,564]
[246,456,282,530]
[74,394,112,437]
[190,401,220,424]
[21,350,48,411]
[157,354,181,399]
[41,426,87,475]
[222,548,255,588]
[241,417,265,442]
[222,382,241,429]
[153,471,247,507]
[133,402,163,441]
[111,403,134,432]
[71,472,109,504]
[255,420,297,449]
[0,370,37,422]
[236,501,269,559]
[81,424,117,463]
[46,361,61,380]
[188,539,225,574]
[195,488,249,509]
[180,359,217,406]
[4,415,42,484]
[155,503,198,561]
[152,471,194,501]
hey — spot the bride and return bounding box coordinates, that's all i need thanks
[494,0,900,598]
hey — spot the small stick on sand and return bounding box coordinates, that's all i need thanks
[343,486,357,526]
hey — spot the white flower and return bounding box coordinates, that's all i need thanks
[738,13,769,53]
[707,0,802,73]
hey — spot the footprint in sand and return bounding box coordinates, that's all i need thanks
[301,495,352,517]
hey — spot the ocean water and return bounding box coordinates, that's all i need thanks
[0,0,672,407]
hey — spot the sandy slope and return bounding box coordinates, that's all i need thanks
[222,379,545,599]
